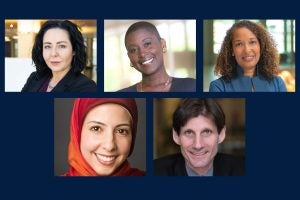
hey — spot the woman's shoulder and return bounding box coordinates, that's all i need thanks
[172,77,195,83]
[73,73,97,91]
[128,168,146,176]
[209,77,227,92]
[21,71,48,92]
[117,84,138,92]
[61,72,97,92]
[272,75,287,91]
[171,77,196,92]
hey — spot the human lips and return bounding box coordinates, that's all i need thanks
[50,61,61,66]
[242,55,256,62]
[95,153,117,165]
[141,57,154,65]
[188,150,209,159]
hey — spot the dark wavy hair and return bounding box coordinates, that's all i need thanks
[124,21,161,48]
[173,98,225,135]
[32,20,86,76]
[215,20,280,81]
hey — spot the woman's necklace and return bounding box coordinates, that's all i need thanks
[47,78,58,91]
[139,76,172,92]
[48,83,55,89]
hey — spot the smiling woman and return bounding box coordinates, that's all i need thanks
[118,21,196,92]
[21,20,97,92]
[61,98,145,176]
[209,20,287,92]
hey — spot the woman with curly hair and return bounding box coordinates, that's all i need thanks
[209,20,287,92]
[22,20,97,92]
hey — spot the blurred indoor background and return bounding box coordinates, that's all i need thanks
[5,19,97,92]
[104,20,196,91]
[203,19,295,92]
[154,98,245,159]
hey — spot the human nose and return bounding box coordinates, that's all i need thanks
[102,130,116,152]
[244,43,251,52]
[138,47,147,58]
[50,47,59,57]
[193,134,203,149]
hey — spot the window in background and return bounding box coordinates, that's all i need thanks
[104,20,196,92]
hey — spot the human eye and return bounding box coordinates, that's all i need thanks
[183,130,194,138]
[249,39,258,45]
[144,41,152,48]
[58,44,67,49]
[43,45,51,49]
[234,42,243,47]
[115,128,131,136]
[201,129,213,137]
[89,125,101,134]
[128,47,138,54]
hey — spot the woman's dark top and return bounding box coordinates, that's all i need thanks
[21,70,97,92]
[118,77,196,92]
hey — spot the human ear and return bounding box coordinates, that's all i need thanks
[218,126,226,144]
[172,129,181,145]
[161,38,167,52]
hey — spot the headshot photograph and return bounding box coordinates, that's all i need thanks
[203,19,295,92]
[5,19,97,92]
[104,20,196,92]
[54,98,146,176]
[154,98,245,176]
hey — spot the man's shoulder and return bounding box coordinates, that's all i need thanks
[214,153,245,176]
[154,153,183,165]
[154,153,187,176]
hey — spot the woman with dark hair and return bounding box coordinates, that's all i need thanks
[22,20,97,92]
[63,98,145,176]
[209,20,286,92]
[118,21,196,92]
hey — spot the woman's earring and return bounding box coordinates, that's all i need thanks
[130,63,134,67]
[163,47,167,53]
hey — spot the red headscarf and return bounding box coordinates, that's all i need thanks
[63,98,145,176]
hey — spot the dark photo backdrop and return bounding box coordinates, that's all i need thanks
[1,0,299,199]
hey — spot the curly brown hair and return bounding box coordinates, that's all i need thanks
[214,20,280,81]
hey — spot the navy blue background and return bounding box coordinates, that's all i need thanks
[1,0,299,199]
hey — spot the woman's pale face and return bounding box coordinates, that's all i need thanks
[80,103,132,176]
[232,27,261,76]
[42,28,74,74]
[126,29,166,76]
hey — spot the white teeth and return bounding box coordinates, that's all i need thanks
[142,58,153,65]
[243,56,254,61]
[96,154,116,162]
[191,151,207,156]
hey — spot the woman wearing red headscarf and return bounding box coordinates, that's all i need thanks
[63,98,145,176]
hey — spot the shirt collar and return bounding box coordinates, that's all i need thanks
[185,164,213,176]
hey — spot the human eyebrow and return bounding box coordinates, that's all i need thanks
[57,41,68,44]
[142,37,152,41]
[233,39,242,43]
[201,128,213,133]
[115,123,131,128]
[87,121,106,126]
